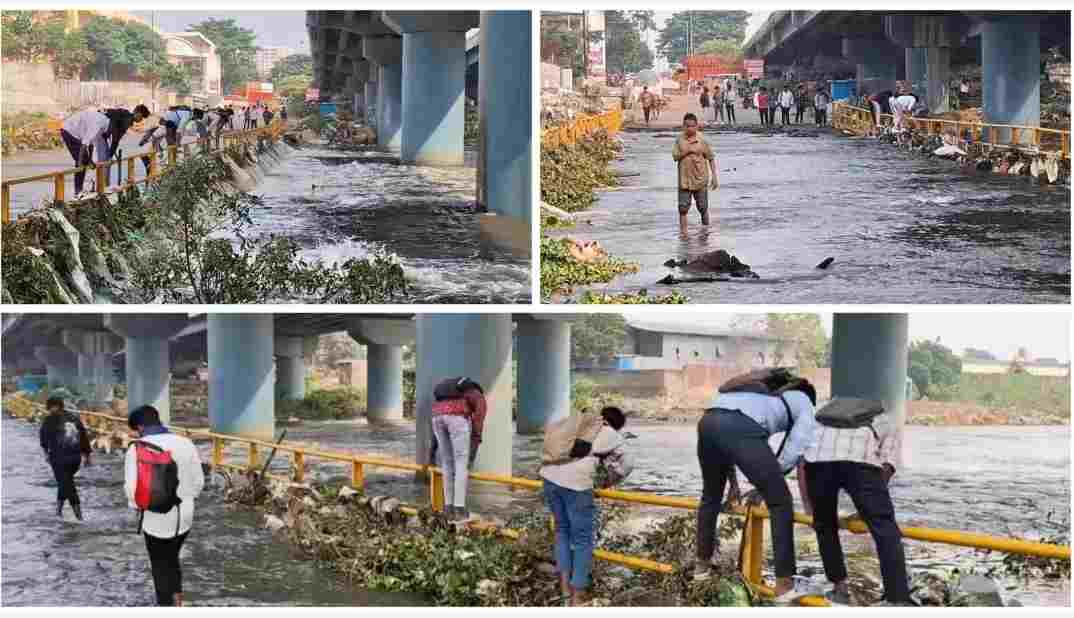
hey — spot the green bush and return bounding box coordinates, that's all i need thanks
[957,373,1070,417]
[540,129,621,212]
[540,236,638,298]
[571,377,625,412]
[276,387,366,420]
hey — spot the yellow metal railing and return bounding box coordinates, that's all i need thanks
[832,101,1071,161]
[26,406,1072,604]
[1,121,286,225]
[541,110,623,149]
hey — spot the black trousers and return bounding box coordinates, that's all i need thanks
[816,109,827,125]
[781,106,791,125]
[643,107,651,123]
[61,129,93,194]
[796,106,805,123]
[805,461,910,604]
[145,531,189,606]
[758,108,768,125]
[697,409,796,577]
[50,459,81,505]
[725,104,735,124]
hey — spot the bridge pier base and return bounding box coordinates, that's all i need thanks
[208,315,275,440]
[830,314,909,467]
[367,344,404,423]
[478,10,532,257]
[415,314,513,475]
[275,336,306,401]
[400,30,467,166]
[516,319,570,435]
[364,36,404,153]
[364,80,378,128]
[34,345,78,389]
[982,16,1040,143]
[104,315,189,423]
[62,330,121,407]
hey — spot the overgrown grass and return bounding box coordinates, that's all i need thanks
[276,387,367,420]
[955,373,1070,417]
[540,236,639,299]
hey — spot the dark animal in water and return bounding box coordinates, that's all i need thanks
[658,254,835,285]
[663,249,757,277]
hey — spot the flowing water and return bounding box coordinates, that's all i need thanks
[4,413,1068,606]
[552,128,1070,304]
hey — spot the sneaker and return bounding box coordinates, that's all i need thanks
[772,576,817,606]
[825,588,851,606]
[692,561,714,582]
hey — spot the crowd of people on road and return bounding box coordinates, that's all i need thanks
[57,101,285,199]
[36,364,909,608]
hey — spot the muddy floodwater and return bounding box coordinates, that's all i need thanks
[552,128,1070,304]
[4,415,1068,606]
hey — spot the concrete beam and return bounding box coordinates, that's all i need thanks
[381,11,479,35]
[347,317,415,347]
[34,345,79,388]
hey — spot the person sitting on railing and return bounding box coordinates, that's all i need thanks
[799,404,910,606]
[694,369,818,605]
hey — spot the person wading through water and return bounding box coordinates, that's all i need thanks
[672,113,718,233]
[39,396,92,520]
[124,405,204,607]
[694,369,819,605]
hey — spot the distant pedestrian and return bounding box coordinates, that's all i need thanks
[756,87,771,126]
[779,85,794,125]
[243,106,251,130]
[722,86,736,125]
[125,405,204,607]
[39,396,91,520]
[262,107,274,126]
[795,85,808,124]
[280,106,288,123]
[672,113,717,233]
[640,86,656,126]
[814,90,830,125]
[699,86,712,124]
[431,377,487,524]
[162,106,194,148]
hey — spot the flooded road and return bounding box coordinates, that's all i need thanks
[553,128,1070,304]
[1,415,425,607]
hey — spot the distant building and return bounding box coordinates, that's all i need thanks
[163,32,222,97]
[961,356,1070,377]
[256,47,294,79]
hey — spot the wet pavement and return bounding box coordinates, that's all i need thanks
[551,126,1070,304]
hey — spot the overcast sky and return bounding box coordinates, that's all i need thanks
[133,11,308,52]
[625,312,1071,362]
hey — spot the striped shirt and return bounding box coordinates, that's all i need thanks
[803,412,901,469]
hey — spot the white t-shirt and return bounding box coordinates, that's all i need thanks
[893,95,917,113]
[124,431,205,539]
[540,425,623,492]
[62,109,110,145]
[779,91,795,108]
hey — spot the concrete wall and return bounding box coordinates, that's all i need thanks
[336,360,369,388]
[577,365,834,402]
[624,328,792,369]
[2,62,186,115]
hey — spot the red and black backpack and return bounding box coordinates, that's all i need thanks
[133,440,182,534]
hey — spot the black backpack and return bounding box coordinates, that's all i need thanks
[815,398,885,439]
[433,377,483,401]
[717,368,806,459]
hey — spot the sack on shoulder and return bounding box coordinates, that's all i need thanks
[543,409,603,465]
[596,448,635,488]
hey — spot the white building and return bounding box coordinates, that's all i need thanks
[163,32,222,97]
[256,46,294,79]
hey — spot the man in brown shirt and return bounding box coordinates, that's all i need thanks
[640,86,656,126]
[671,113,718,232]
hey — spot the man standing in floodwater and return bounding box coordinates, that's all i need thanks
[640,86,656,126]
[672,113,718,233]
[39,396,92,520]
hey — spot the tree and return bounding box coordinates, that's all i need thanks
[657,11,750,65]
[83,16,168,81]
[908,340,962,399]
[696,38,744,63]
[765,314,829,369]
[1,11,64,62]
[270,53,313,83]
[52,31,94,79]
[603,11,656,75]
[190,18,257,94]
[571,314,628,364]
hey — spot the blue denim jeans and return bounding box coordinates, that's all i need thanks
[543,479,595,590]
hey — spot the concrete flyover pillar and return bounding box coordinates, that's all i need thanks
[843,36,899,96]
[885,14,954,113]
[905,47,928,98]
[383,11,479,166]
[275,336,306,401]
[208,314,275,440]
[367,344,404,423]
[981,16,1040,143]
[104,315,190,423]
[415,314,513,475]
[355,60,376,125]
[516,319,571,435]
[830,314,909,467]
[34,345,79,389]
[364,35,403,152]
[62,329,122,406]
[478,10,532,257]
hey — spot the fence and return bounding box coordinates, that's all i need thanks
[541,110,623,149]
[2,121,286,224]
[35,406,1064,607]
[832,101,1071,160]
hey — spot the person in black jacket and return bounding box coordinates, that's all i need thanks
[39,396,92,520]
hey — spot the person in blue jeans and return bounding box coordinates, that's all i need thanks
[539,407,626,606]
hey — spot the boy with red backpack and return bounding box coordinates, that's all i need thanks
[124,405,204,607]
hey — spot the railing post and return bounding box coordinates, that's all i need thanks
[54,173,65,203]
[168,145,177,168]
[429,467,445,512]
[293,451,305,482]
[740,506,765,587]
[96,163,107,194]
[248,442,259,470]
[351,460,364,489]
[127,158,136,185]
[212,437,224,466]
[149,152,158,178]
[2,183,11,224]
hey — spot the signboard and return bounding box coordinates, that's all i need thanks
[319,102,337,118]
[744,59,765,80]
[260,82,274,92]
[305,88,320,102]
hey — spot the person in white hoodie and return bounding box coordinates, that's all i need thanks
[124,405,204,607]
[540,406,627,606]
[778,86,795,125]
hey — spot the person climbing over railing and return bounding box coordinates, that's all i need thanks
[430,377,487,524]
[694,368,818,605]
[800,398,911,607]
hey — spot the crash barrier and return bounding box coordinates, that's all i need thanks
[31,407,1073,606]
[541,110,623,149]
[832,101,1070,161]
[1,121,286,224]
